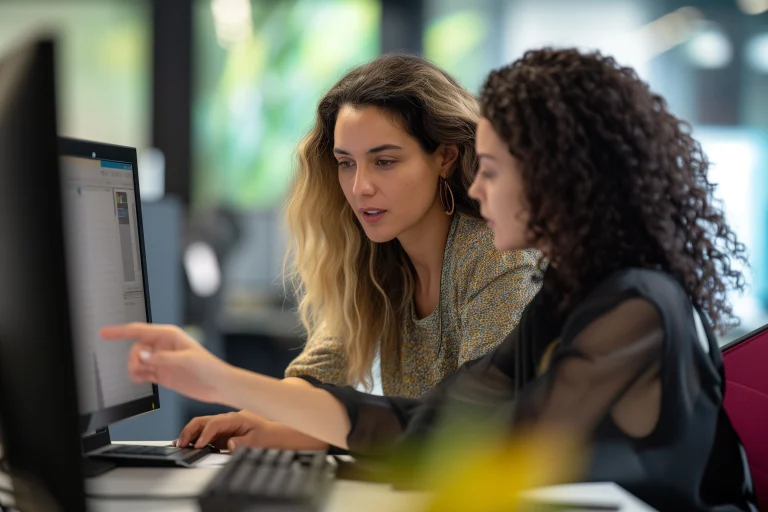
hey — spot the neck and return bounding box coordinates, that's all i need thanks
[398,203,452,292]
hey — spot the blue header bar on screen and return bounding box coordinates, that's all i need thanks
[100,160,133,171]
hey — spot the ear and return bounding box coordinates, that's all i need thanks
[437,144,460,179]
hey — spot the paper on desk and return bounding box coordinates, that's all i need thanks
[521,482,658,511]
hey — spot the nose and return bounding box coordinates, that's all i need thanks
[352,163,375,197]
[468,177,480,201]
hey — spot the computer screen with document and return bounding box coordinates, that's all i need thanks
[59,138,159,433]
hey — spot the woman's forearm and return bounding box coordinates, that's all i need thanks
[216,365,351,449]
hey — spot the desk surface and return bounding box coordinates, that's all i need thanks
[7,441,656,511]
[86,442,435,512]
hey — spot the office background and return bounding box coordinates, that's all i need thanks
[0,0,766,440]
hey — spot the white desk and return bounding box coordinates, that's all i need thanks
[86,442,434,512]
[7,441,657,511]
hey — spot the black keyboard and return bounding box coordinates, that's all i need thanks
[90,443,218,467]
[198,448,334,512]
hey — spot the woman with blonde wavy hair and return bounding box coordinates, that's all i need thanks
[166,54,539,450]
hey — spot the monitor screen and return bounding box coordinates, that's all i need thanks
[59,149,155,422]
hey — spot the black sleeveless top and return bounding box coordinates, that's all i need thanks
[304,268,757,511]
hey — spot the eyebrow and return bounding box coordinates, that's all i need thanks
[333,144,404,156]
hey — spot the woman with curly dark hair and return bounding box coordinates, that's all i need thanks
[104,48,755,511]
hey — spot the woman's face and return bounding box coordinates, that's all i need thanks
[334,105,457,243]
[469,117,530,251]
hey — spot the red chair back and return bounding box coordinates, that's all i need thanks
[722,324,768,509]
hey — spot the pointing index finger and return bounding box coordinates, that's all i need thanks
[100,322,172,342]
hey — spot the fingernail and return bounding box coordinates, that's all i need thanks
[139,350,151,361]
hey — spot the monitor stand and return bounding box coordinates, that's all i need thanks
[81,427,117,478]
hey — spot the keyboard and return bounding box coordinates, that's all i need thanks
[90,443,218,467]
[198,448,334,512]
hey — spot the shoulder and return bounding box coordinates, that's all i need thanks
[586,268,689,312]
[598,268,686,297]
[451,214,540,275]
[563,268,693,342]
[452,214,493,252]
[451,215,499,261]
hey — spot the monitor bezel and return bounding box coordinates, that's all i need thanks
[58,136,160,433]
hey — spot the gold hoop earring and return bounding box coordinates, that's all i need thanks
[439,177,455,215]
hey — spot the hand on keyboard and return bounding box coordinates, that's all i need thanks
[175,410,329,451]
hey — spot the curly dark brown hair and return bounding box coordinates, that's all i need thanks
[479,48,747,332]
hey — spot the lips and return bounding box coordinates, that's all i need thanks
[359,208,388,225]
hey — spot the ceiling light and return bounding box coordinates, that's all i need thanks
[686,22,733,69]
[211,0,253,48]
[746,33,768,73]
[737,0,768,15]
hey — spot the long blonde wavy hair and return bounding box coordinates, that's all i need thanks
[285,54,481,388]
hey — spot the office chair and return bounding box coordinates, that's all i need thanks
[722,323,768,508]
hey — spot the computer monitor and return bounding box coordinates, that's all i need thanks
[59,141,216,470]
[0,38,87,510]
[58,138,160,451]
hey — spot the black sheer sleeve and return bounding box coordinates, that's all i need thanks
[513,298,665,439]
[513,270,706,442]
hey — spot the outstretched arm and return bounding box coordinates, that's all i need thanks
[101,323,352,448]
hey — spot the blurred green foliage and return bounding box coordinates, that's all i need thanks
[193,0,380,210]
[424,9,490,93]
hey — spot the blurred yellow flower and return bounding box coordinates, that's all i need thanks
[421,427,584,512]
